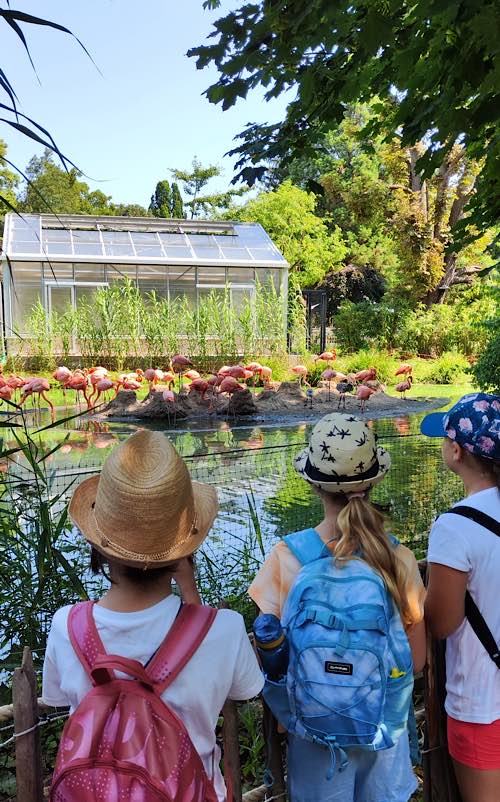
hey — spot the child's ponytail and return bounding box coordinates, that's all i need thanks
[335,496,413,628]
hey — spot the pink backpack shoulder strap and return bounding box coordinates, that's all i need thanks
[146,603,217,694]
[68,600,110,682]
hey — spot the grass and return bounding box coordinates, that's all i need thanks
[385,381,475,400]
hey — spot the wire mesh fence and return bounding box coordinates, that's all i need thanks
[14,432,463,563]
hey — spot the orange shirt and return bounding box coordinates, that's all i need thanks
[248,534,425,631]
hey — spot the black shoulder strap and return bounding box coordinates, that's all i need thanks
[445,505,500,669]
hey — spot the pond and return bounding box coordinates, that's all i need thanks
[2,391,466,609]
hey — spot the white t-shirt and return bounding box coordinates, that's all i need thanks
[42,594,264,802]
[427,486,500,724]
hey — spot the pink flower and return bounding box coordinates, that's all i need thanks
[458,417,473,433]
[447,427,456,439]
[479,436,495,453]
[463,443,474,452]
[473,400,490,412]
[492,400,500,412]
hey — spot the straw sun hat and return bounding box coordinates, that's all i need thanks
[69,430,218,568]
[294,413,391,494]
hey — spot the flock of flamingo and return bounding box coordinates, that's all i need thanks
[0,351,415,421]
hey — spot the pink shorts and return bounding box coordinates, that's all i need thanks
[448,715,500,769]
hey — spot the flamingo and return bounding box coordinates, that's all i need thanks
[395,375,413,399]
[356,384,376,413]
[144,368,162,392]
[395,364,413,377]
[20,377,55,421]
[93,378,117,406]
[64,374,91,410]
[219,376,245,395]
[6,375,26,402]
[260,366,272,387]
[0,385,13,405]
[315,350,337,366]
[171,354,192,371]
[321,368,337,401]
[227,365,248,380]
[184,369,201,381]
[188,379,209,400]
[291,365,308,385]
[354,367,377,383]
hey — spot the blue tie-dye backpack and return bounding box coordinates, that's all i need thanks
[262,528,413,764]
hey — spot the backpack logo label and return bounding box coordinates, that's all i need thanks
[325,661,353,675]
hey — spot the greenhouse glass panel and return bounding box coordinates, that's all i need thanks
[101,231,130,242]
[197,265,226,285]
[75,285,98,309]
[74,263,106,282]
[169,266,196,307]
[43,229,71,242]
[227,267,255,284]
[14,241,41,254]
[12,286,41,328]
[11,262,42,282]
[231,287,253,314]
[72,230,101,243]
[163,245,193,259]
[159,232,188,245]
[192,245,222,260]
[104,242,135,257]
[46,242,73,255]
[256,268,282,291]
[49,286,72,316]
[135,245,164,258]
[73,243,103,256]
[107,264,138,281]
[42,262,73,280]
[220,247,251,261]
[138,265,168,301]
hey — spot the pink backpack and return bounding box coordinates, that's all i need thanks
[50,600,223,802]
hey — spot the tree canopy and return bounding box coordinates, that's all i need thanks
[190,0,500,239]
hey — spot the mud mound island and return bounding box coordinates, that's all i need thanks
[97,381,447,424]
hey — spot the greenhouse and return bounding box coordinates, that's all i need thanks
[0,213,288,353]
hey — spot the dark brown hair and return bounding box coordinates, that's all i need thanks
[90,547,182,587]
[474,455,500,489]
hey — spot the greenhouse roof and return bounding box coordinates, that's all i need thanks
[2,213,287,268]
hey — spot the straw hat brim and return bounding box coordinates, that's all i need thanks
[69,475,218,566]
[294,445,391,493]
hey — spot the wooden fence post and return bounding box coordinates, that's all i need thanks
[223,699,242,802]
[12,646,43,802]
[262,700,286,801]
[419,561,462,802]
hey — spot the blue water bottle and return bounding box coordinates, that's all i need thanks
[253,613,289,681]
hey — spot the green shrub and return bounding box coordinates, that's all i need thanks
[340,349,399,383]
[472,322,500,392]
[423,351,470,384]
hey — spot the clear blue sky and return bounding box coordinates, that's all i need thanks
[2,0,289,207]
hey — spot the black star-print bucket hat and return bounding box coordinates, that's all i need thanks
[294,413,391,493]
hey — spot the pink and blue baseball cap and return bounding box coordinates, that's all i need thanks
[420,393,500,460]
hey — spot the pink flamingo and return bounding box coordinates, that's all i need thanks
[162,389,176,424]
[21,377,55,421]
[0,385,13,405]
[291,365,308,385]
[144,368,165,393]
[354,367,377,383]
[188,379,209,400]
[315,350,337,366]
[185,369,201,381]
[64,374,91,410]
[260,366,272,387]
[93,378,116,406]
[6,375,26,402]
[227,365,247,380]
[395,375,413,399]
[219,376,245,395]
[321,368,337,401]
[395,364,413,377]
[356,384,376,413]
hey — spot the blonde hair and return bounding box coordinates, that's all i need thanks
[320,491,412,628]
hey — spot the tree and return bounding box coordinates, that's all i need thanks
[171,183,185,218]
[190,0,500,238]
[149,179,185,218]
[171,157,246,218]
[273,108,495,304]
[19,149,93,214]
[149,180,172,218]
[0,140,19,228]
[234,181,346,287]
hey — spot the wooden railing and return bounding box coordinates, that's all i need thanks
[0,646,284,802]
[1,629,463,802]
